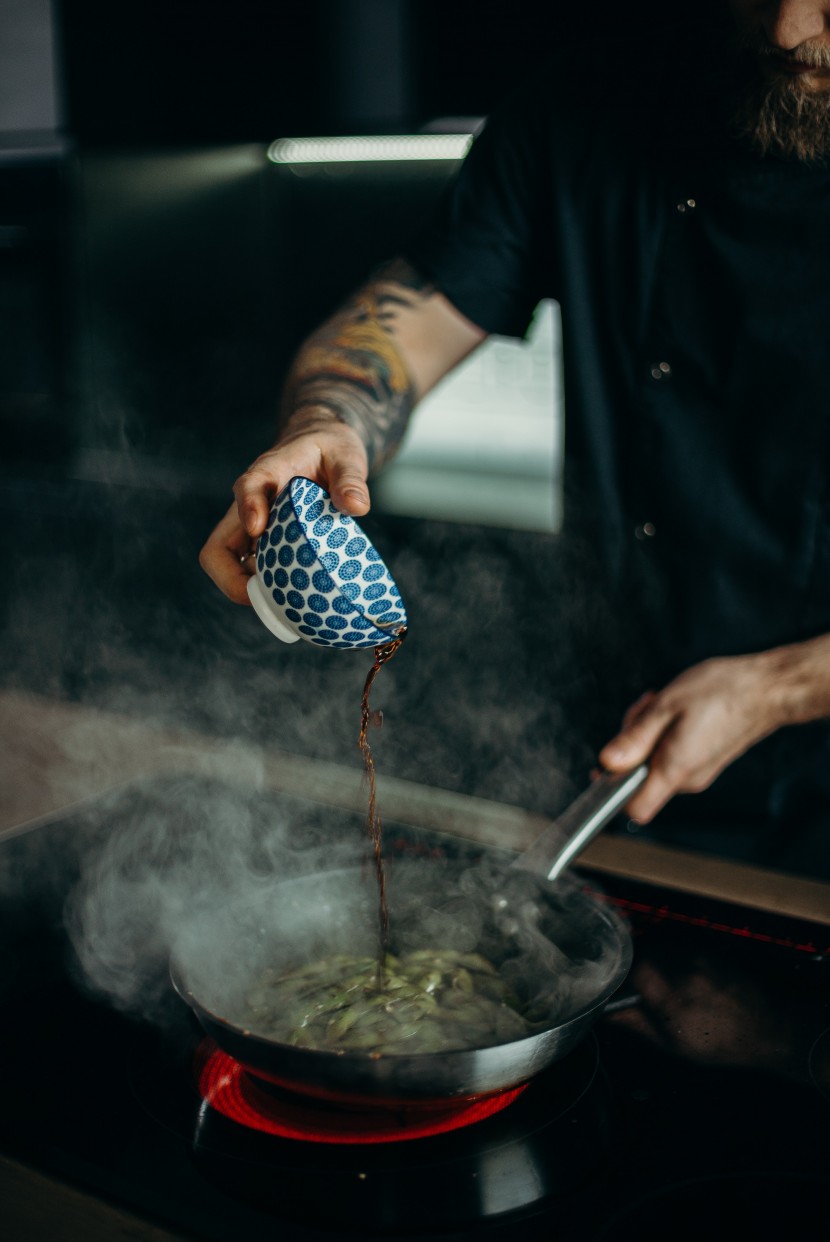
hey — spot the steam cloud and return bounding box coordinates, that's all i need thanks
[62,771,627,1050]
[4,428,638,1041]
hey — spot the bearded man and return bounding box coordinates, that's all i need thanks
[733,0,830,158]
[201,0,830,876]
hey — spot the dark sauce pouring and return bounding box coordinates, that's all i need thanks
[358,626,407,981]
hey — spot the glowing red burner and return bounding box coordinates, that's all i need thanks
[195,1042,527,1145]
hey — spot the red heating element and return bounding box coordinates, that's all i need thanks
[195,1042,527,1145]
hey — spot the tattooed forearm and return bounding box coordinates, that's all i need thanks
[281,258,434,471]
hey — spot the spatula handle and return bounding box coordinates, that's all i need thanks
[513,764,649,882]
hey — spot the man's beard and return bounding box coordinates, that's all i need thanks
[732,37,830,162]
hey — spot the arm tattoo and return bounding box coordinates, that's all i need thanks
[282,258,435,471]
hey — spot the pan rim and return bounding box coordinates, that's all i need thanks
[169,863,633,1067]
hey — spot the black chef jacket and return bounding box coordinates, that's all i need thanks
[407,16,830,875]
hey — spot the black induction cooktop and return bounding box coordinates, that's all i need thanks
[0,775,828,1241]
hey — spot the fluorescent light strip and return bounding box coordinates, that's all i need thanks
[267,134,473,165]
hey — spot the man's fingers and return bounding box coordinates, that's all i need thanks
[204,418,375,608]
[219,566,254,606]
[231,427,371,532]
[621,690,657,730]
[599,699,673,772]
[595,653,784,825]
[599,695,680,822]
[327,465,371,515]
[233,467,279,538]
[622,762,677,823]
[199,503,256,605]
[623,726,717,823]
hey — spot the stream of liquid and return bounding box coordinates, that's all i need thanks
[358,628,407,975]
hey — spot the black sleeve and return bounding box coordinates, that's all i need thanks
[406,79,555,340]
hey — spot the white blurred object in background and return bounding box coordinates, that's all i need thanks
[375,299,563,533]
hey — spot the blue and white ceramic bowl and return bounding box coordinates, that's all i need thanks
[246,476,408,648]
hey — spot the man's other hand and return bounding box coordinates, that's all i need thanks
[598,653,786,822]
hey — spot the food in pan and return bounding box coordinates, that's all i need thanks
[240,948,530,1055]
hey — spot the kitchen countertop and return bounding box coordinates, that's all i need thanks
[3,687,828,926]
[0,1154,187,1242]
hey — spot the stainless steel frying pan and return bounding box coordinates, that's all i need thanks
[171,766,647,1103]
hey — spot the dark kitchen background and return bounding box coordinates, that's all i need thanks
[0,0,753,865]
[4,0,631,820]
[2,11,830,1240]
[4,0,560,473]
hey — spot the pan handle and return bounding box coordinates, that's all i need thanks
[512,764,649,882]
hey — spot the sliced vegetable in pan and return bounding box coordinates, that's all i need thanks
[240,949,531,1055]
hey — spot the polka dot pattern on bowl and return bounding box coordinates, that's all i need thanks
[255,477,407,648]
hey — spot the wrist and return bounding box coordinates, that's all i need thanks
[281,400,375,466]
[280,401,366,446]
[755,635,830,729]
[281,402,342,431]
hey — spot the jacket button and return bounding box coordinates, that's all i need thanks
[634,522,657,540]
[650,361,672,380]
